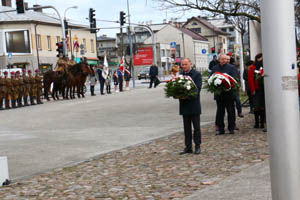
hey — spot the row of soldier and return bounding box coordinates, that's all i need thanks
[0,69,43,110]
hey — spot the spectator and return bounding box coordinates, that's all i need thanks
[88,66,97,96]
[248,53,266,130]
[243,60,254,113]
[124,66,131,91]
[171,64,180,78]
[113,70,119,93]
[208,55,218,71]
[117,66,124,92]
[149,62,158,88]
[96,65,106,95]
[106,69,112,94]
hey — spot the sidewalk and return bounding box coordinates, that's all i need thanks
[0,114,270,199]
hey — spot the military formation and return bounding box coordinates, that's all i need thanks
[0,69,43,110]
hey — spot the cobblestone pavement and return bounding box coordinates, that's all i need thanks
[0,114,269,200]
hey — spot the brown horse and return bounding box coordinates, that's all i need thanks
[43,70,65,101]
[67,62,92,98]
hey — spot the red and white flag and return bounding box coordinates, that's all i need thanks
[120,56,125,72]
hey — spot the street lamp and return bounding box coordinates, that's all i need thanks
[64,6,78,58]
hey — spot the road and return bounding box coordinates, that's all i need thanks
[0,83,216,180]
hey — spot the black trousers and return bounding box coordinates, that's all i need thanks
[149,76,157,88]
[183,114,201,150]
[90,85,95,95]
[99,79,105,94]
[216,93,236,132]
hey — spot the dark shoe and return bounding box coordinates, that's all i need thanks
[216,131,225,135]
[254,124,259,128]
[194,147,201,155]
[234,126,239,130]
[262,128,267,132]
[229,130,235,134]
[260,124,264,129]
[179,149,193,155]
[238,113,244,118]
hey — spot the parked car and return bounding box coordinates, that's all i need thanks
[138,67,150,80]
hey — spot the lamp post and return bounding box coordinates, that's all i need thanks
[64,6,78,58]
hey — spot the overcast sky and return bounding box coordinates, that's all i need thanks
[20,0,199,37]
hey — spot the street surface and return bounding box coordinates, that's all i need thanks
[0,82,216,180]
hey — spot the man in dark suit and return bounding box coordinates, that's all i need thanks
[211,54,238,135]
[149,63,158,88]
[179,58,202,155]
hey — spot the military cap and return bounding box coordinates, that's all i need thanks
[35,69,40,73]
[16,71,20,74]
[4,71,8,75]
[10,71,15,75]
[28,70,32,73]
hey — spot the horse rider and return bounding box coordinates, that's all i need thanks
[22,69,30,106]
[34,69,43,104]
[3,71,12,109]
[0,71,5,110]
[15,71,24,107]
[10,71,18,108]
[28,70,36,105]
[56,55,66,73]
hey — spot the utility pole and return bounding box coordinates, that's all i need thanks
[127,0,135,88]
[119,11,125,58]
[261,0,300,199]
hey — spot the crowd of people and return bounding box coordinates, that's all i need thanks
[0,69,43,110]
[88,64,132,96]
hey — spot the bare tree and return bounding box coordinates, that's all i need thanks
[154,0,261,21]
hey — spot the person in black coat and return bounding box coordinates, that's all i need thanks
[97,65,106,95]
[210,54,238,135]
[149,63,158,88]
[179,58,202,155]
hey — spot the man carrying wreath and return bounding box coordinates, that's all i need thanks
[210,54,238,135]
[179,58,202,155]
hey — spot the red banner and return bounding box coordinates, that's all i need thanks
[133,47,153,66]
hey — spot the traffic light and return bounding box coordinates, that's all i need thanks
[89,8,95,23]
[56,42,63,57]
[211,47,215,53]
[64,20,68,37]
[120,11,126,26]
[89,8,97,33]
[16,0,25,14]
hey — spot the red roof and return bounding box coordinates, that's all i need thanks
[178,27,208,41]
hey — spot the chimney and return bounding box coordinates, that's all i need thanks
[2,0,11,7]
[33,4,43,12]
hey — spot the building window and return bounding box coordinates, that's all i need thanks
[223,38,226,44]
[5,30,31,53]
[192,22,198,26]
[229,27,234,32]
[37,34,41,50]
[83,39,86,52]
[56,36,60,43]
[90,39,94,53]
[47,36,51,51]
[191,28,201,33]
[221,28,227,32]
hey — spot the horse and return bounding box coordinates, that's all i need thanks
[68,62,92,98]
[43,70,65,101]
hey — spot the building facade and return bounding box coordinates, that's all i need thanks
[184,17,229,54]
[0,4,97,73]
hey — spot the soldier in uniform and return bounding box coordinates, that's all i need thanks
[4,71,12,109]
[15,71,24,107]
[28,70,36,105]
[56,55,66,73]
[34,69,43,104]
[0,71,5,110]
[10,71,18,108]
[22,69,30,106]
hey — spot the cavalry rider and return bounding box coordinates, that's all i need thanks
[22,69,30,106]
[34,69,43,104]
[56,55,67,73]
[0,71,5,110]
[15,71,24,107]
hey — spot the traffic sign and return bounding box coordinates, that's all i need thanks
[170,42,176,48]
[201,49,207,54]
[7,53,12,59]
